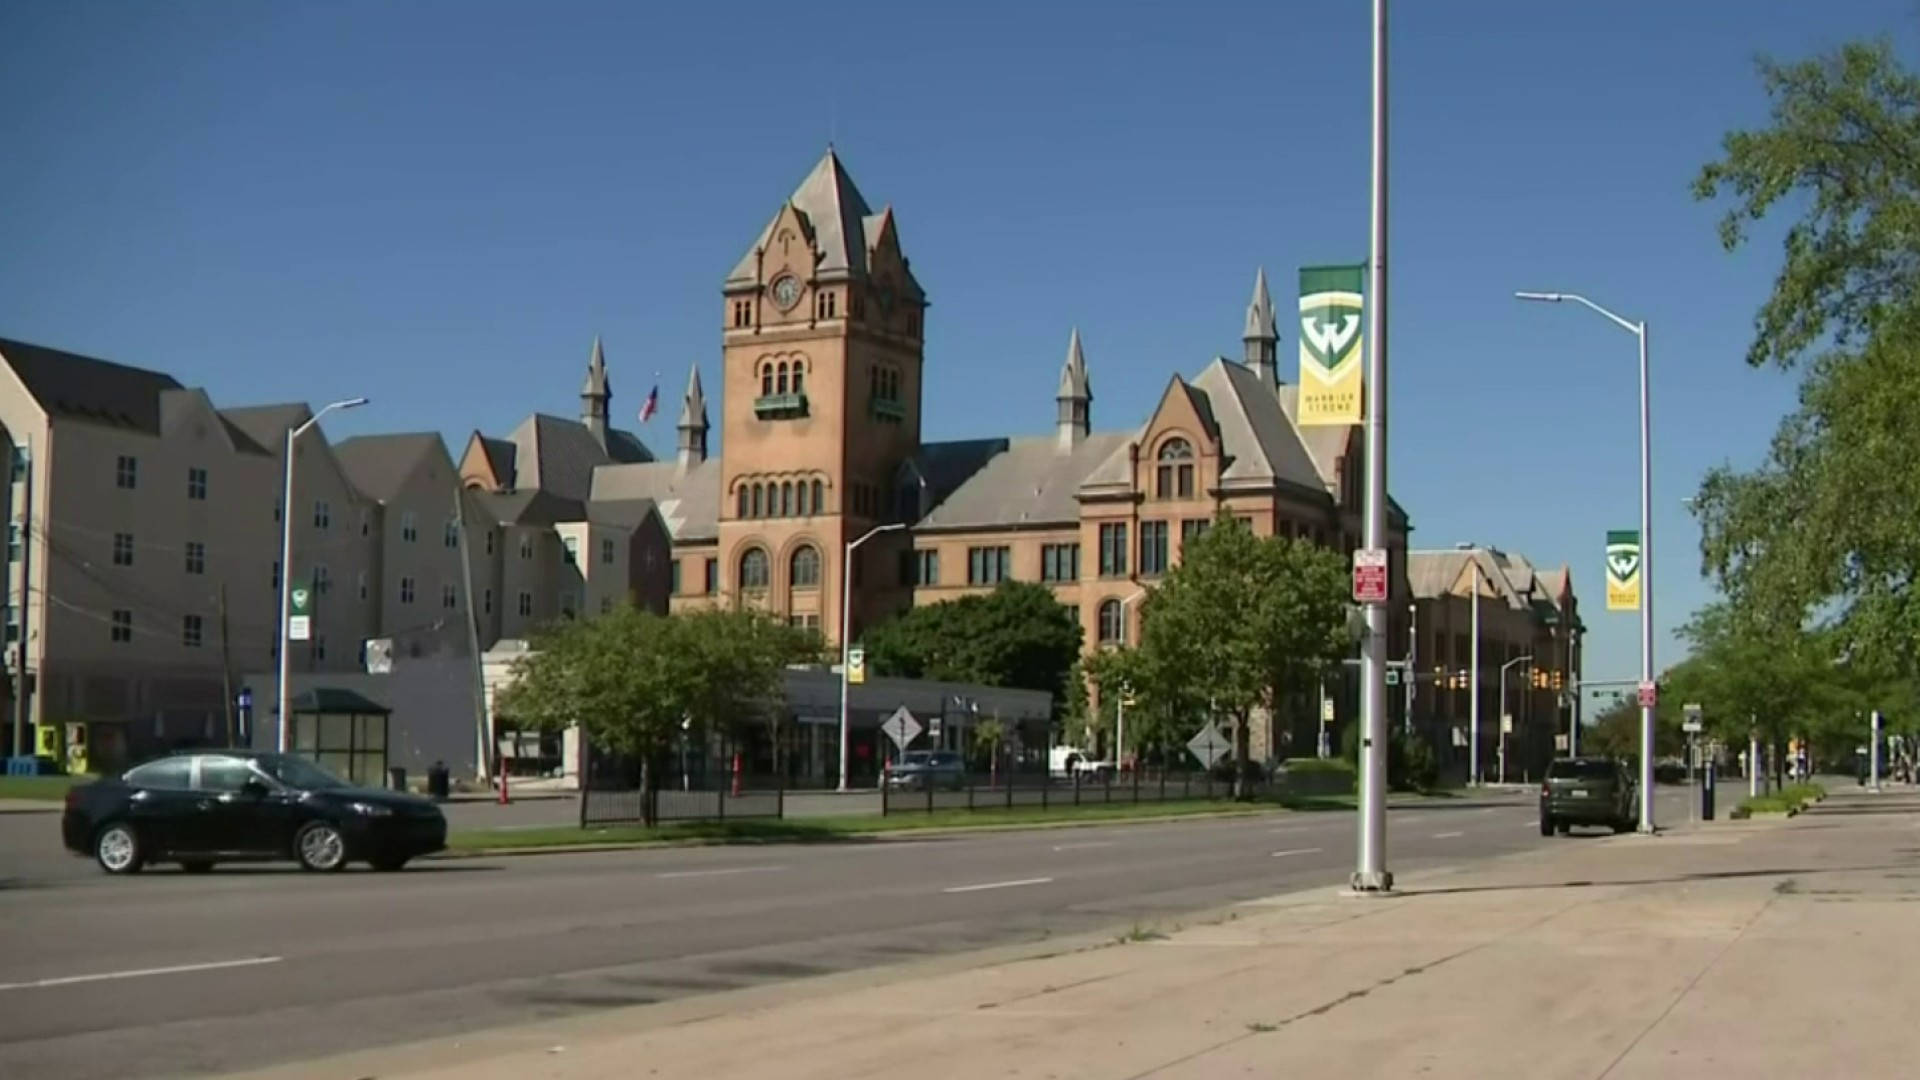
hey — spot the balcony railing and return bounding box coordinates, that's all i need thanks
[753,392,809,420]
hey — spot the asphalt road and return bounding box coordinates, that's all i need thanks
[0,786,1700,1080]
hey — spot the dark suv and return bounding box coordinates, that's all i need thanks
[1539,757,1637,836]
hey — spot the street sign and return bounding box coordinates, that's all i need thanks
[1500,713,1513,734]
[880,706,921,750]
[1321,697,1335,722]
[928,714,944,741]
[364,637,393,675]
[1186,721,1232,768]
[1683,702,1703,734]
[1120,682,1136,707]
[236,688,252,711]
[1637,681,1658,709]
[1352,547,1389,604]
[1385,669,1400,687]
[847,646,866,685]
[287,587,313,642]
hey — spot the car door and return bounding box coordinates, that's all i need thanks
[119,757,200,856]
[191,756,282,855]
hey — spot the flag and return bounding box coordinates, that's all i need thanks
[1297,264,1366,426]
[1605,529,1641,611]
[639,385,658,423]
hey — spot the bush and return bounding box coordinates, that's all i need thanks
[1280,757,1355,775]
[1340,725,1439,792]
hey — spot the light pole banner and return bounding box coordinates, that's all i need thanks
[1605,529,1641,611]
[1297,264,1366,426]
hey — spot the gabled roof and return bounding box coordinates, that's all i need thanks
[474,487,586,527]
[0,337,185,434]
[589,457,723,543]
[219,403,312,455]
[915,432,1132,531]
[729,149,875,287]
[332,433,447,503]
[475,435,518,488]
[1409,548,1574,619]
[587,496,661,530]
[506,413,652,502]
[158,387,264,456]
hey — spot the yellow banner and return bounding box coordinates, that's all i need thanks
[1298,265,1365,426]
[1605,530,1641,612]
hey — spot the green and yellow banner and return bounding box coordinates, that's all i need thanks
[1297,264,1366,426]
[1605,529,1641,611]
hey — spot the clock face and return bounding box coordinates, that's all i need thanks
[771,275,802,311]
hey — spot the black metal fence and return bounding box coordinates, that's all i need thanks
[879,766,1233,815]
[578,741,788,826]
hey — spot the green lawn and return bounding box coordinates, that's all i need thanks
[446,798,1287,853]
[0,774,89,801]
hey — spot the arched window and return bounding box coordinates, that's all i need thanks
[776,361,789,395]
[760,364,773,397]
[1155,438,1195,500]
[790,545,821,588]
[792,363,805,396]
[811,479,824,513]
[739,547,770,591]
[750,483,763,519]
[736,485,749,519]
[795,481,810,516]
[780,481,794,517]
[1098,598,1124,644]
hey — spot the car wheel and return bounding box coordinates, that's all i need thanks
[368,855,410,872]
[180,860,215,874]
[94,822,145,874]
[1612,819,1633,834]
[1556,823,1571,835]
[295,822,349,872]
[1539,815,1555,837]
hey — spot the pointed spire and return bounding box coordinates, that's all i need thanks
[1242,268,1279,389]
[580,336,611,447]
[1056,328,1092,449]
[676,362,709,469]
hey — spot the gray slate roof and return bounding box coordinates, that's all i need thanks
[332,433,447,503]
[219,403,312,455]
[474,488,586,527]
[590,458,723,543]
[475,436,517,487]
[1409,548,1572,617]
[506,413,652,502]
[0,337,184,434]
[914,432,1132,531]
[725,149,924,300]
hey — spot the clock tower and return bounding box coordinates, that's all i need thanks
[717,149,927,646]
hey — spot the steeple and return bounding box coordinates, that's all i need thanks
[676,363,708,469]
[1242,268,1279,389]
[1056,327,1092,450]
[580,336,611,448]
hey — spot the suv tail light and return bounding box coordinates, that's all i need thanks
[1540,783,1551,797]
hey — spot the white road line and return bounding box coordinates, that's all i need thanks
[1270,847,1324,858]
[1432,831,1465,839]
[1051,841,1116,852]
[1270,825,1311,834]
[0,956,282,992]
[655,865,786,879]
[943,876,1054,894]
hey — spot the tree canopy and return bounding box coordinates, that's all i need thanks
[863,580,1082,704]
[1692,40,1920,670]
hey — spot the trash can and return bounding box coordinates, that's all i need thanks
[389,766,407,792]
[1701,762,1716,821]
[427,760,451,801]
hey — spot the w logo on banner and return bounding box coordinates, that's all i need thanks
[1605,529,1641,612]
[1297,264,1366,426]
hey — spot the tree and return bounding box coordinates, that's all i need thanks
[1077,643,1205,765]
[1691,41,1920,670]
[495,606,815,824]
[1136,515,1349,797]
[864,581,1082,704]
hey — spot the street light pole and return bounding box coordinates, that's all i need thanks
[1469,555,1481,786]
[1115,588,1148,768]
[1497,653,1533,785]
[1516,289,1655,834]
[837,522,905,792]
[275,397,368,754]
[1352,0,1392,894]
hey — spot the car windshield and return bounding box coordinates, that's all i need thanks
[254,754,350,790]
[900,752,934,766]
[1548,760,1617,780]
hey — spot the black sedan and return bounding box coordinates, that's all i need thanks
[62,751,447,874]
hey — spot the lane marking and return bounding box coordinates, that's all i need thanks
[0,956,282,992]
[943,876,1054,894]
[1051,841,1116,852]
[656,865,786,879]
[1432,831,1465,839]
[1271,847,1324,858]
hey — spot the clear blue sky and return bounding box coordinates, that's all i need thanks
[3,1,1913,687]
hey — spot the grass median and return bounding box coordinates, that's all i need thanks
[0,774,89,801]
[443,797,1315,854]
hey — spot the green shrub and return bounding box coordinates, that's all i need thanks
[1280,757,1355,775]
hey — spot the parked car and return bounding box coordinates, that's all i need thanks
[1539,756,1637,836]
[62,750,447,874]
[885,750,967,791]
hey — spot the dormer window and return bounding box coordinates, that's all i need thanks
[817,290,837,319]
[731,299,753,328]
[1155,438,1195,500]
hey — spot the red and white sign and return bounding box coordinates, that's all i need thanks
[1637,681,1658,709]
[1352,548,1389,604]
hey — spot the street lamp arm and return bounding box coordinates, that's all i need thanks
[1514,291,1642,336]
[838,521,907,792]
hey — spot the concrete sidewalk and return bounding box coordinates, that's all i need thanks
[226,789,1920,1080]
